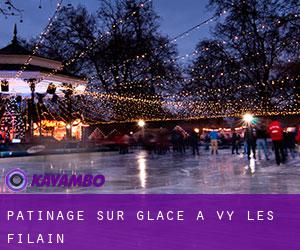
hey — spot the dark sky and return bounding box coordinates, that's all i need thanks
[0,0,214,57]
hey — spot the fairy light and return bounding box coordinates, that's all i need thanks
[43,0,153,81]
[50,87,299,124]
[3,2,298,125]
[91,11,226,78]
[15,0,64,78]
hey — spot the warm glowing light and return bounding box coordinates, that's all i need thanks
[243,113,254,123]
[249,158,256,174]
[137,151,147,188]
[194,128,200,133]
[138,120,145,127]
[75,84,86,93]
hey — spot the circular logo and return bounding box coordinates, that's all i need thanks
[5,169,28,192]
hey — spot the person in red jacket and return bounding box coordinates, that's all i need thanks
[268,119,286,165]
[296,124,300,157]
[0,130,7,144]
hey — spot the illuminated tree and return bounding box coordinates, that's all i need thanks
[35,0,181,120]
[188,0,300,114]
[0,98,25,141]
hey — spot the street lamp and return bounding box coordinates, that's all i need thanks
[138,120,145,128]
[194,128,200,133]
[66,124,71,139]
[138,120,145,139]
[243,113,254,124]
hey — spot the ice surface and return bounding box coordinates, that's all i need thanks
[0,150,299,194]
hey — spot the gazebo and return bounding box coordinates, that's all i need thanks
[0,25,87,142]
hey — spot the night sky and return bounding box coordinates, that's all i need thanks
[0,0,214,56]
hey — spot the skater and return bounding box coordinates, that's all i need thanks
[296,124,300,156]
[244,124,257,160]
[204,132,210,151]
[119,134,130,154]
[231,129,240,154]
[209,129,219,155]
[256,125,269,160]
[284,128,296,159]
[268,119,286,165]
[190,130,199,155]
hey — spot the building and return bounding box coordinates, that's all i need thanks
[0,25,88,142]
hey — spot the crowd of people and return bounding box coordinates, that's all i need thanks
[117,118,300,166]
[236,119,299,165]
[1,116,299,167]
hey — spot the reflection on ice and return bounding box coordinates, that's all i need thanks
[137,151,147,188]
[0,150,299,194]
[249,158,256,174]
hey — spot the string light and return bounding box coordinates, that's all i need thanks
[2,1,298,126]
[41,0,153,82]
[15,0,64,78]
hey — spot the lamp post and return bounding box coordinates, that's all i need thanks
[138,119,145,138]
[27,78,37,141]
[63,83,74,140]
[243,113,254,125]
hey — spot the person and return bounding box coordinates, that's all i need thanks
[296,124,300,156]
[284,128,296,159]
[204,132,210,151]
[119,134,130,154]
[156,128,169,155]
[171,129,179,152]
[0,131,4,151]
[244,124,256,160]
[268,119,286,165]
[0,131,4,143]
[172,126,185,154]
[283,129,289,157]
[144,133,157,155]
[242,128,248,155]
[209,129,219,155]
[256,125,269,160]
[179,132,186,154]
[218,132,227,149]
[190,130,199,155]
[231,129,240,154]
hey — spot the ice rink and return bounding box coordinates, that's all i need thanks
[0,150,299,194]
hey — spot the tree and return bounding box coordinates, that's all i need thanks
[36,0,182,121]
[187,0,300,116]
[93,0,181,95]
[0,97,25,141]
[33,5,96,74]
[186,40,242,117]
